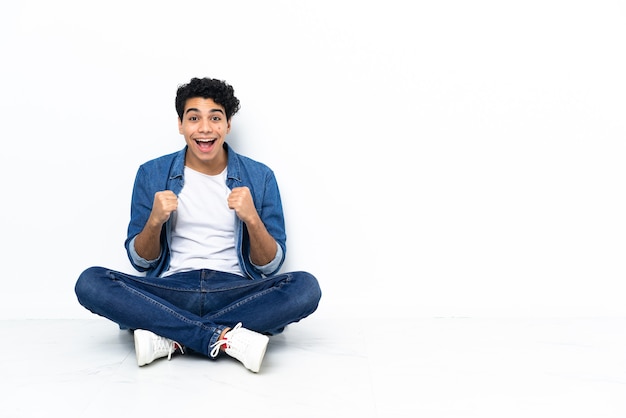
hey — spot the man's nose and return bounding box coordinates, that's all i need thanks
[199,118,213,132]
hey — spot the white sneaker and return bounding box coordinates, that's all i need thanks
[210,323,269,372]
[134,329,184,367]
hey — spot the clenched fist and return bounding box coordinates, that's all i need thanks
[228,187,259,224]
[150,190,178,226]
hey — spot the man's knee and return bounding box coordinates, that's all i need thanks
[293,271,322,312]
[75,266,107,307]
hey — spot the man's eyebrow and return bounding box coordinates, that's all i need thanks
[184,107,225,114]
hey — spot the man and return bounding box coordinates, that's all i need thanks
[75,77,321,373]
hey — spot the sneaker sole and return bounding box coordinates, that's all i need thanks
[134,329,152,366]
[247,335,269,373]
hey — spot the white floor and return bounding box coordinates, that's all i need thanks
[2,316,625,417]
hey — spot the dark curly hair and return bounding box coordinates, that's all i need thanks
[175,77,241,122]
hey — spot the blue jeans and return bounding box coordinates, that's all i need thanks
[75,267,321,357]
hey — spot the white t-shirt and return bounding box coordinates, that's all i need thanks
[163,166,243,277]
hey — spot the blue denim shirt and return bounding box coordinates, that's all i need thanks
[124,143,286,279]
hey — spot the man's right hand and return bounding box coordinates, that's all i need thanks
[149,190,178,226]
[134,190,177,261]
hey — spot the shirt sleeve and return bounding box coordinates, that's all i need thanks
[250,242,284,275]
[128,235,161,269]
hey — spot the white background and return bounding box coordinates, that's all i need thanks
[0,0,624,320]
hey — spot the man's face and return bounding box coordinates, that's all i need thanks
[178,97,231,174]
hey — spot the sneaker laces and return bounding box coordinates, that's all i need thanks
[209,322,243,358]
[155,337,184,360]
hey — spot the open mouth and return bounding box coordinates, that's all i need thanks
[195,139,216,151]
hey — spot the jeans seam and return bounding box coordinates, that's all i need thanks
[118,281,212,331]
[208,275,291,320]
